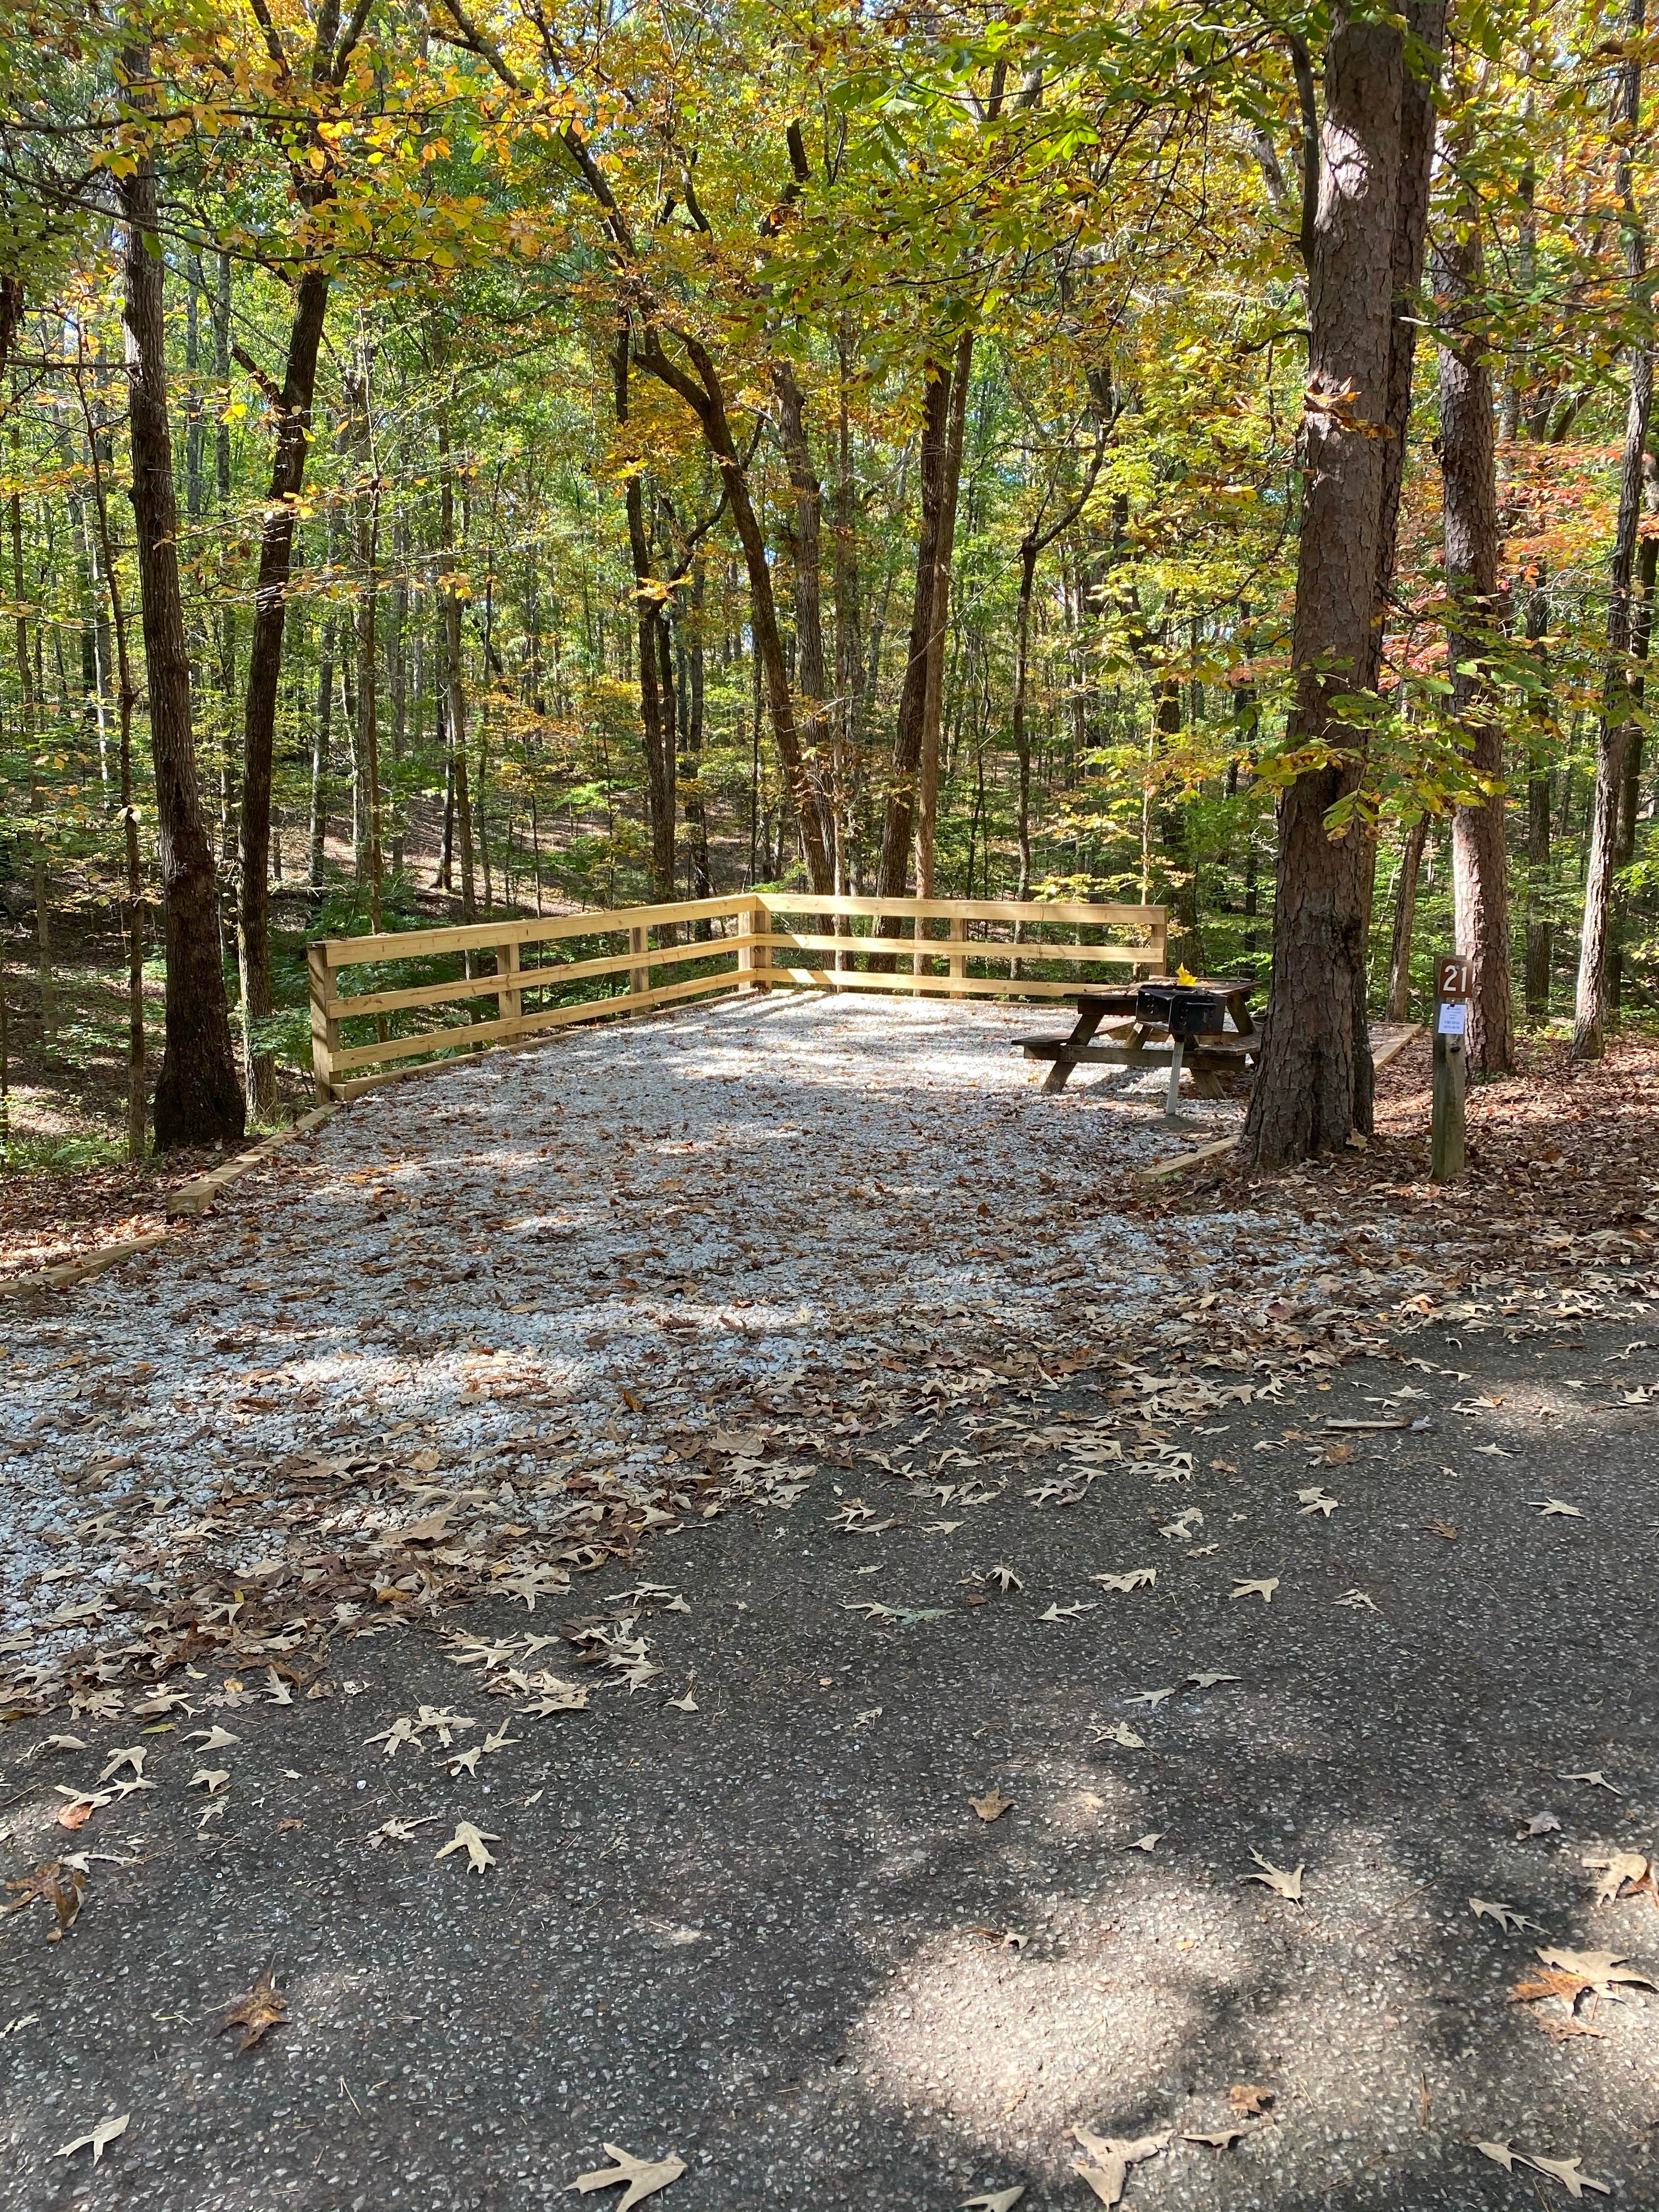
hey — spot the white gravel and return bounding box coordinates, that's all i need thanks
[0,991,1333,1647]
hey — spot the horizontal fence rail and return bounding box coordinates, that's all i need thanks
[307,892,1169,1102]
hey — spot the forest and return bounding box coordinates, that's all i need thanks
[0,0,1655,1171]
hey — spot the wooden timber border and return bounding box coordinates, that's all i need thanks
[307,891,1171,1103]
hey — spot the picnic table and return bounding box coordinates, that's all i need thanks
[1015,976,1259,1100]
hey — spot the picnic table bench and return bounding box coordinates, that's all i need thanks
[1015,977,1259,1101]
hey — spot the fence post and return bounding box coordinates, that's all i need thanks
[307,943,337,1104]
[499,938,522,1034]
[751,894,771,990]
[947,911,967,997]
[629,924,648,1005]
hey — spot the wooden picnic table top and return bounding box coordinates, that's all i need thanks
[1075,974,1257,1007]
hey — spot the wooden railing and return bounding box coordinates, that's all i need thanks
[307,891,1169,1102]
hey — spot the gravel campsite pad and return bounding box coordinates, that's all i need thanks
[1,995,1656,2210]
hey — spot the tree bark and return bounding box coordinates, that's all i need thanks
[615,335,675,903]
[914,330,974,900]
[8,466,52,1043]
[349,355,384,932]
[1386,816,1428,1020]
[234,267,329,1117]
[775,359,830,873]
[1610,464,1658,1010]
[876,359,952,907]
[76,371,146,1159]
[436,390,478,923]
[120,112,243,1148]
[1245,4,1442,1166]
[1247,10,1428,1165]
[1575,0,1650,1060]
[1437,177,1514,1075]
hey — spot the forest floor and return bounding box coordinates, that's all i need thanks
[0,994,1655,2211]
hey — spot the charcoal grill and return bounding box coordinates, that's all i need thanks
[1135,984,1227,1116]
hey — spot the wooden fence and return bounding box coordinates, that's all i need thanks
[307,891,1169,1102]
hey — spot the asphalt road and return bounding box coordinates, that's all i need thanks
[3,1312,1656,2212]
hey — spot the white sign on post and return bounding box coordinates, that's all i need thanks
[1436,1000,1467,1037]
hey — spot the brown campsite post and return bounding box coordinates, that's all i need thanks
[1431,952,1470,1183]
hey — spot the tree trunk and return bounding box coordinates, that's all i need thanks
[615,336,675,903]
[1611,471,1658,1011]
[1012,536,1040,902]
[915,329,973,900]
[831,324,864,899]
[1575,0,1650,1060]
[1245,5,1442,1166]
[436,391,478,923]
[350,357,384,932]
[120,113,244,1148]
[310,610,333,890]
[8,469,52,1043]
[775,360,831,879]
[1522,566,1553,1020]
[1386,816,1428,1020]
[78,381,146,1159]
[1247,12,1425,1164]
[235,266,329,1118]
[1437,177,1514,1075]
[388,511,407,881]
[876,359,952,909]
[682,557,713,906]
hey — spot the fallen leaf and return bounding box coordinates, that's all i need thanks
[1528,1500,1584,1519]
[1069,2125,1171,2207]
[1583,1850,1651,1906]
[1241,1849,1304,1902]
[1425,1519,1458,1541]
[1474,2141,1520,2173]
[1123,1687,1176,1709]
[219,1970,287,2053]
[664,1686,698,1712]
[1091,1567,1156,1594]
[1534,1944,1655,1995]
[435,1821,499,1873]
[2,1860,86,1937]
[1185,1671,1240,1689]
[1124,1833,1163,1852]
[1296,1487,1339,1516]
[1229,1578,1278,1604]
[1039,1601,1098,1622]
[186,1726,240,1753]
[1520,2152,1612,2198]
[1334,1588,1378,1611]
[969,1787,1013,1822]
[1228,2084,1275,2116]
[188,1768,230,1795]
[1091,1721,1147,1750]
[960,2190,1025,2211]
[366,1815,441,1848]
[54,2113,128,2165]
[1470,1898,1543,1934]
[1183,2126,1248,2149]
[567,2142,686,2208]
[988,1566,1023,1593]
[1559,1769,1621,1796]
[98,1745,145,1784]
[32,1735,88,1756]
